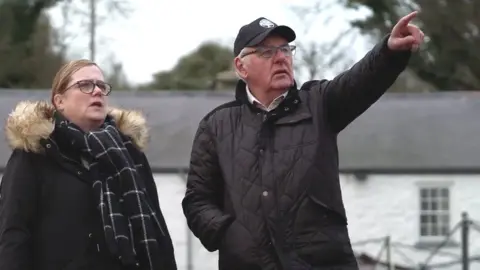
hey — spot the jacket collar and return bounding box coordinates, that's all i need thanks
[235,80,301,113]
[235,80,306,128]
[5,101,149,153]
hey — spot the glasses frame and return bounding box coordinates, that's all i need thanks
[64,79,112,96]
[240,44,296,59]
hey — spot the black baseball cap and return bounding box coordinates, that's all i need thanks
[233,17,296,57]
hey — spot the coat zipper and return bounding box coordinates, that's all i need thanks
[260,112,288,269]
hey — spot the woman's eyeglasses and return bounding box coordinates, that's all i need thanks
[66,80,112,96]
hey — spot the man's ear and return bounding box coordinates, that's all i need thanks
[234,57,247,79]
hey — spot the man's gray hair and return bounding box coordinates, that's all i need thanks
[234,47,296,82]
[235,48,251,82]
[238,47,250,58]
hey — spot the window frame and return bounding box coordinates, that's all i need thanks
[417,181,453,243]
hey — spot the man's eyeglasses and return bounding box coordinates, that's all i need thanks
[65,80,112,96]
[240,44,296,59]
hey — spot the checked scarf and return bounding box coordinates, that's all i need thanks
[53,111,165,269]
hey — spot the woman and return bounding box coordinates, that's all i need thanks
[0,59,177,270]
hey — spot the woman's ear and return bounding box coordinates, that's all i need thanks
[53,94,64,111]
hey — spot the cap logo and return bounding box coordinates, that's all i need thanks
[259,19,275,28]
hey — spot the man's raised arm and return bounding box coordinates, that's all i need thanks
[320,11,424,132]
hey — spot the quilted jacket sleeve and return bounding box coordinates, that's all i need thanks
[181,119,233,252]
[320,34,411,133]
[0,149,39,270]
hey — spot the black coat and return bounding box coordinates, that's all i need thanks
[182,35,411,270]
[0,101,177,270]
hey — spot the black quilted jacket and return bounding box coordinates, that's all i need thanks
[182,35,411,270]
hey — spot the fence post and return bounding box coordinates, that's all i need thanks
[386,236,393,270]
[179,170,193,270]
[461,212,469,270]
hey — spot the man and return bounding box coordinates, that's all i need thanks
[182,12,424,270]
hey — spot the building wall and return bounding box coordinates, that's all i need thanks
[341,173,480,269]
[154,173,218,270]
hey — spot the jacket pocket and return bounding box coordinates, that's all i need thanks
[292,193,344,237]
[61,233,105,270]
[62,248,121,270]
[220,220,249,253]
[307,176,348,225]
[289,194,355,266]
[219,220,258,266]
[292,224,356,267]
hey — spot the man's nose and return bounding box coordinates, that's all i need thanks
[273,49,288,62]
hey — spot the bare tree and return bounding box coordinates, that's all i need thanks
[86,0,131,61]
[104,52,131,90]
[289,2,356,80]
[50,0,131,62]
[88,0,96,61]
[52,0,76,56]
[296,28,356,80]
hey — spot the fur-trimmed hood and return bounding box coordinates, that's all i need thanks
[5,101,149,153]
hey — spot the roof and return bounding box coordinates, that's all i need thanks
[339,91,480,173]
[0,89,478,173]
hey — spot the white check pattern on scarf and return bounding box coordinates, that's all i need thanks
[66,123,164,269]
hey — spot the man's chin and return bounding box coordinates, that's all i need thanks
[271,78,294,90]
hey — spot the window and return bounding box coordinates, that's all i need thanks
[419,187,450,240]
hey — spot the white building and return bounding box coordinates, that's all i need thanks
[337,92,480,270]
[0,90,479,270]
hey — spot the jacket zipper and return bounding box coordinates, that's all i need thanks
[260,112,288,269]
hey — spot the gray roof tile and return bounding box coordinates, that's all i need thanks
[0,89,478,172]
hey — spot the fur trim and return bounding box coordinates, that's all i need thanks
[5,101,149,153]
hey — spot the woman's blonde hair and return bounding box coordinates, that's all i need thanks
[51,59,99,106]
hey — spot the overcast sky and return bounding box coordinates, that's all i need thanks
[47,0,371,85]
